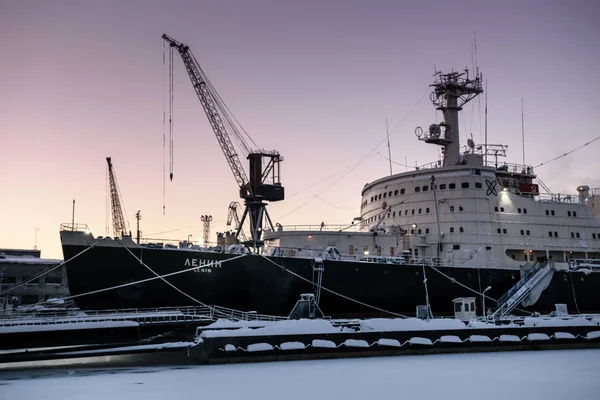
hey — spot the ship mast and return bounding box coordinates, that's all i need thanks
[419,70,483,166]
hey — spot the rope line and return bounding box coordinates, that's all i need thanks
[534,135,600,168]
[259,255,409,318]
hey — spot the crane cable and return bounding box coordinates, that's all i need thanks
[169,45,174,181]
[162,40,166,214]
[534,135,600,169]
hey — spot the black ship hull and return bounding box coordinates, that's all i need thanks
[61,241,600,318]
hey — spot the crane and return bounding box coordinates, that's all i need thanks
[162,34,284,250]
[106,157,129,238]
[226,201,247,242]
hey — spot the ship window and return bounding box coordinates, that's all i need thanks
[518,208,522,213]
[548,231,553,237]
[530,255,534,261]
[573,211,577,217]
[526,230,530,235]
[426,207,430,213]
[45,276,62,285]
[551,210,555,216]
[545,210,549,216]
[422,185,429,192]
[461,182,469,188]
[523,209,528,214]
[393,212,396,217]
[411,209,415,215]
[383,192,387,198]
[486,246,492,250]
[454,303,462,312]
[390,247,395,256]
[349,245,354,255]
[497,228,501,234]
[594,233,597,239]
[503,229,507,234]
[571,232,575,238]
[405,210,408,215]
[411,229,415,234]
[576,232,580,238]
[25,278,39,285]
[511,254,515,260]
[568,211,572,217]
[418,229,422,234]
[450,227,455,233]
[475,182,482,188]
[439,184,447,190]
[1,276,16,284]
[378,215,381,220]
[370,196,373,202]
[459,227,464,233]
[520,230,524,235]
[494,206,499,212]
[401,188,406,194]
[459,205,464,212]
[500,207,505,212]
[378,194,382,200]
[418,208,422,214]
[554,232,558,237]
[449,183,456,189]
[415,248,419,257]
[389,191,393,197]
[426,228,430,234]
[394,190,398,196]
[415,186,421,192]
[377,246,382,256]
[475,169,481,175]
[450,205,455,212]
[453,244,460,250]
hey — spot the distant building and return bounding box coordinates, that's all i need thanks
[0,248,68,308]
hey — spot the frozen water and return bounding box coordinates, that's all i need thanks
[0,350,598,400]
[343,339,369,348]
[279,342,305,351]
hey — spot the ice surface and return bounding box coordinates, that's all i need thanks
[469,335,491,342]
[377,338,402,347]
[0,320,139,333]
[224,344,237,352]
[246,343,273,352]
[528,333,550,341]
[1,350,598,400]
[279,342,305,351]
[524,317,593,327]
[201,319,340,338]
[409,337,432,346]
[311,339,337,348]
[439,335,463,344]
[343,339,369,348]
[499,335,521,342]
[360,318,466,332]
[554,332,576,340]
[586,331,600,339]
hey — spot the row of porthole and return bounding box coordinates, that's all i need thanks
[364,205,467,223]
[364,181,484,207]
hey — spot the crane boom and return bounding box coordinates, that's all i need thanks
[106,157,128,238]
[226,201,247,242]
[162,34,249,195]
[163,34,284,251]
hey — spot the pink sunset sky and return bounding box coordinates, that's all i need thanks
[1,0,599,259]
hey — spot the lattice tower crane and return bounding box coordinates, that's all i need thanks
[162,34,284,251]
[226,201,247,242]
[106,157,130,238]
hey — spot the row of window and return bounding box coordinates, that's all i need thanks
[367,181,483,203]
[1,276,62,285]
[365,205,468,223]
[496,206,529,214]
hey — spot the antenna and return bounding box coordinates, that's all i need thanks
[484,79,488,166]
[386,118,392,176]
[521,98,525,166]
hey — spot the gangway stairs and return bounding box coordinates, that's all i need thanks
[489,261,553,320]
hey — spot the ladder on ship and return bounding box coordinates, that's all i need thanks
[489,261,553,320]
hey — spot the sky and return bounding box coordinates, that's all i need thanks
[1,0,599,259]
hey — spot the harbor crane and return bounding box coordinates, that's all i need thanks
[162,34,284,250]
[106,157,130,238]
[226,201,247,242]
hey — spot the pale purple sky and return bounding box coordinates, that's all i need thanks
[1,0,599,258]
